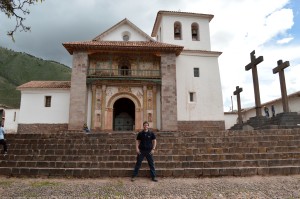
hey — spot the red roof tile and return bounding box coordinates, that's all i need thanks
[17,81,71,89]
[62,41,183,55]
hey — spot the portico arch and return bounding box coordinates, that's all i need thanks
[106,92,142,131]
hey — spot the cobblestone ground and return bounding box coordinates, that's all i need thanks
[0,175,299,198]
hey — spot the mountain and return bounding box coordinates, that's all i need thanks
[0,47,71,108]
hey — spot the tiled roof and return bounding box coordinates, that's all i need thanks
[17,81,71,90]
[62,41,184,55]
[152,10,214,37]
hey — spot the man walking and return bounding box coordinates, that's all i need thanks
[131,121,157,182]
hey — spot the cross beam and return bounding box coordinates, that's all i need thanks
[233,86,243,124]
[245,50,264,116]
[273,60,290,112]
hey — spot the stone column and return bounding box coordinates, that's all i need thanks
[160,53,178,131]
[101,85,106,130]
[68,52,88,130]
[143,85,147,122]
[152,85,157,129]
[91,85,96,129]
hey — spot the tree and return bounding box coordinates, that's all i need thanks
[0,0,44,41]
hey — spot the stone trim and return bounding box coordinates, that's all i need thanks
[18,124,68,134]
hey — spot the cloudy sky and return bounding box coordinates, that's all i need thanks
[1,0,299,111]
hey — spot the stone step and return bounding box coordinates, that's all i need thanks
[6,129,300,140]
[0,166,299,178]
[7,139,300,150]
[2,152,300,162]
[5,145,300,156]
[1,159,300,169]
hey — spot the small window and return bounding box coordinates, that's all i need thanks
[191,23,199,41]
[123,34,129,41]
[174,22,182,40]
[189,92,196,102]
[194,68,199,77]
[45,96,52,107]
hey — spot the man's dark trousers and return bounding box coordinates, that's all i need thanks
[133,150,156,178]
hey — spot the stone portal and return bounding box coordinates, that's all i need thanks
[113,98,135,131]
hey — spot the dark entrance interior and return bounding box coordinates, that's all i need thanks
[113,98,135,131]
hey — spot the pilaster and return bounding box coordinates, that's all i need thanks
[161,53,178,131]
[68,52,88,130]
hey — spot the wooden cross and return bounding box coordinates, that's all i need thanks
[245,50,264,116]
[233,86,243,124]
[273,60,290,112]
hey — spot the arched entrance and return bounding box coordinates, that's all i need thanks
[113,98,135,131]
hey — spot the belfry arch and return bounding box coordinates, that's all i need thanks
[106,92,142,131]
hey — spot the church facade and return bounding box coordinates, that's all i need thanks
[17,11,225,133]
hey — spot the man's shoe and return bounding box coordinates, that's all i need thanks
[131,177,136,182]
[152,177,158,182]
[3,151,7,156]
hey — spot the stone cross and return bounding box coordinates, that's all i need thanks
[233,86,243,124]
[273,60,290,112]
[245,50,264,116]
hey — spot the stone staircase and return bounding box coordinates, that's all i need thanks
[0,129,300,178]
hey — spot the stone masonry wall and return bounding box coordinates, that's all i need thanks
[161,53,178,131]
[68,52,88,130]
[18,124,68,134]
[178,121,225,131]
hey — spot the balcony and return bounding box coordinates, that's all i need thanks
[87,69,161,79]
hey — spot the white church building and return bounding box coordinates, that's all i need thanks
[17,11,225,133]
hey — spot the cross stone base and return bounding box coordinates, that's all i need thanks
[229,116,269,130]
[260,112,300,129]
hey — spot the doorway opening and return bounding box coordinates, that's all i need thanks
[113,98,135,131]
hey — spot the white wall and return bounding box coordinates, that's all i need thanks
[224,113,238,130]
[176,52,224,121]
[3,109,19,133]
[159,15,211,50]
[101,24,149,41]
[19,89,70,123]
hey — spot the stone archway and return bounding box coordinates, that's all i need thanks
[113,98,135,131]
[106,92,142,131]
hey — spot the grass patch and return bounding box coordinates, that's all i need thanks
[31,181,62,188]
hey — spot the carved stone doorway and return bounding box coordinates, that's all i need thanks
[113,98,135,131]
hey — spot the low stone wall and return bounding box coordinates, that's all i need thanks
[17,123,68,133]
[178,120,225,131]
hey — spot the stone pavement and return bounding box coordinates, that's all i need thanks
[0,175,299,198]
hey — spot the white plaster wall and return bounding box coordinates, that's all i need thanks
[19,89,70,123]
[3,109,19,133]
[289,97,300,113]
[159,15,211,50]
[176,53,224,121]
[224,113,238,130]
[101,24,149,41]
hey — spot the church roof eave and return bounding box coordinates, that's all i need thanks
[62,41,184,56]
[17,81,71,90]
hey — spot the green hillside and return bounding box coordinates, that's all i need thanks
[0,46,71,108]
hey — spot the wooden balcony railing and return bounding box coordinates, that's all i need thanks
[87,69,161,78]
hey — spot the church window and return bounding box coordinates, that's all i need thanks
[119,59,131,76]
[191,23,199,41]
[189,92,196,102]
[123,34,129,41]
[174,22,182,40]
[45,96,52,107]
[194,68,199,77]
[122,31,131,41]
